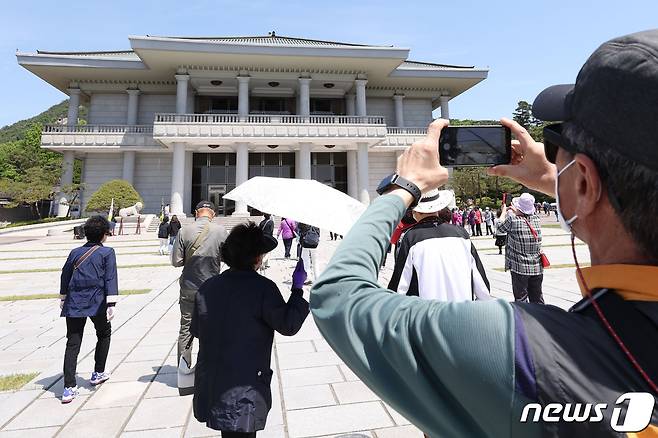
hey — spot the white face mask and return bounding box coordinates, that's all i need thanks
[555,159,578,233]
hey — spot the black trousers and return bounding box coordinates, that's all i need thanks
[221,432,256,438]
[282,238,293,257]
[470,224,476,235]
[475,223,483,236]
[63,312,112,387]
[486,224,493,235]
[511,272,544,304]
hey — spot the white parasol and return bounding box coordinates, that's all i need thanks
[223,177,366,236]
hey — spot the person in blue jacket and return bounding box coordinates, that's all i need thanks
[59,215,118,403]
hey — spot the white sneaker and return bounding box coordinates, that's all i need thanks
[61,386,78,404]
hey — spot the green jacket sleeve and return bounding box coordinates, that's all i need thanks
[310,194,523,438]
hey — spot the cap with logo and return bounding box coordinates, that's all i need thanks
[195,200,216,211]
[532,29,658,170]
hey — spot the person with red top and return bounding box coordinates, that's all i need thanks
[474,206,483,236]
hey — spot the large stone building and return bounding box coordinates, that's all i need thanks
[17,34,487,216]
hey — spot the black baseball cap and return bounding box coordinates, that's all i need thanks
[195,200,215,211]
[532,29,658,169]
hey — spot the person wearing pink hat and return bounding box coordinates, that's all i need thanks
[497,192,545,303]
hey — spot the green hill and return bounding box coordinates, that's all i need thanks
[0,100,87,144]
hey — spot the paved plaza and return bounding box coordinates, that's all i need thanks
[0,217,589,438]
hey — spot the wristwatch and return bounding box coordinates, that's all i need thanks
[376,174,422,207]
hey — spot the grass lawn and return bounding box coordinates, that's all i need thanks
[0,372,39,391]
[0,289,151,301]
[1,217,71,229]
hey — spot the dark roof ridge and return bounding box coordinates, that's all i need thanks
[145,34,393,48]
[404,59,475,69]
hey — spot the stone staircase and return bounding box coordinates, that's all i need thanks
[179,215,264,232]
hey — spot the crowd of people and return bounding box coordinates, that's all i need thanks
[56,30,658,437]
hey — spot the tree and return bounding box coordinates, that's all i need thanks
[512,101,535,129]
[512,100,549,142]
[0,167,58,218]
[86,180,143,213]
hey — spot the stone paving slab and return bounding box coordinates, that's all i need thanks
[283,384,337,410]
[4,395,90,430]
[286,401,394,437]
[123,394,192,431]
[59,406,133,438]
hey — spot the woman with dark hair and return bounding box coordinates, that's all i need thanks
[167,215,181,254]
[59,215,118,403]
[158,216,170,255]
[191,223,309,437]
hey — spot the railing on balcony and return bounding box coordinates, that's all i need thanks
[387,127,428,135]
[154,114,386,125]
[43,124,154,134]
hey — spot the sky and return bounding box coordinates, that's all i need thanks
[0,0,656,128]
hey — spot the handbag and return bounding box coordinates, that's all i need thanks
[178,338,195,396]
[522,217,551,268]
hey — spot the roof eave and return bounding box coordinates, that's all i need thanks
[390,68,489,79]
[16,52,147,70]
[128,35,410,59]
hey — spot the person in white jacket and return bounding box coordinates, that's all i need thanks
[388,189,491,301]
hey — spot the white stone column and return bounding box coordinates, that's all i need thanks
[122,151,136,184]
[237,76,250,118]
[67,88,81,128]
[355,79,368,117]
[297,143,312,180]
[170,143,186,216]
[234,142,249,216]
[356,142,370,204]
[298,77,311,117]
[126,88,140,125]
[57,151,75,217]
[184,151,193,214]
[122,88,140,186]
[170,74,189,215]
[393,94,405,127]
[440,95,450,120]
[347,150,358,199]
[345,94,356,116]
[175,74,190,115]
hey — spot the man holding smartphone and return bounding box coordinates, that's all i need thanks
[310,30,658,437]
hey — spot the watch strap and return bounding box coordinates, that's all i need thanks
[377,174,422,207]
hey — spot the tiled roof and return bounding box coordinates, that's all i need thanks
[399,60,476,70]
[148,34,391,48]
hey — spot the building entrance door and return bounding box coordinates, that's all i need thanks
[207,184,227,216]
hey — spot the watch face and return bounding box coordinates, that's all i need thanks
[377,174,396,194]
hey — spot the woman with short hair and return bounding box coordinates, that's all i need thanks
[59,215,118,403]
[191,223,309,437]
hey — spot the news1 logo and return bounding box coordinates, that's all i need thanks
[520,392,655,432]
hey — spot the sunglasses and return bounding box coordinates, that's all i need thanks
[542,123,579,164]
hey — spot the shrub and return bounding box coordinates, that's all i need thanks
[86,179,143,213]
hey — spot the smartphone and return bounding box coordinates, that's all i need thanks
[503,193,512,207]
[439,126,511,167]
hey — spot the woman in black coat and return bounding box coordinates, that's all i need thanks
[191,222,309,437]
